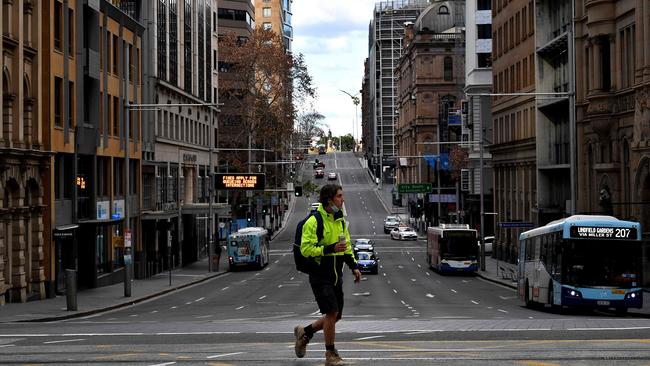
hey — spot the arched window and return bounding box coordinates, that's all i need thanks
[438,5,449,14]
[443,56,453,81]
[623,140,631,217]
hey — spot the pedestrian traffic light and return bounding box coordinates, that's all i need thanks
[262,207,268,214]
[417,199,423,209]
[295,186,303,197]
[246,212,252,222]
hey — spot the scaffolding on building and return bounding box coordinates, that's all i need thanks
[370,0,430,176]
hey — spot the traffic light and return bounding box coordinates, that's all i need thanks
[262,207,268,214]
[295,186,303,197]
[246,212,252,222]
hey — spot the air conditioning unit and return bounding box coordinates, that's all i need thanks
[461,169,470,192]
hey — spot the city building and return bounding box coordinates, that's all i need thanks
[394,1,465,225]
[463,0,494,233]
[46,0,144,291]
[369,0,430,183]
[254,0,292,53]
[361,58,371,162]
[535,0,574,223]
[490,0,536,262]
[574,0,650,284]
[140,0,221,278]
[0,0,47,304]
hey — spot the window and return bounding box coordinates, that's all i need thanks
[263,22,272,30]
[184,0,192,93]
[443,56,453,81]
[114,159,124,197]
[113,35,119,75]
[477,53,492,68]
[169,0,178,85]
[158,0,167,80]
[198,1,205,100]
[477,24,491,39]
[477,0,490,10]
[113,96,119,136]
[599,36,611,91]
[438,5,449,14]
[263,7,271,17]
[54,1,62,50]
[68,81,75,129]
[54,77,62,127]
[68,9,74,54]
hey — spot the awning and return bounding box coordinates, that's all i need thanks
[141,211,180,221]
[53,224,79,238]
[77,217,124,225]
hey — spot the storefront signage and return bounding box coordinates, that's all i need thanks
[428,193,456,203]
[570,226,637,239]
[97,201,110,220]
[398,183,431,194]
[498,221,535,228]
[214,173,265,190]
[182,153,197,163]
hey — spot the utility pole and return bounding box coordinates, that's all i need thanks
[123,44,132,297]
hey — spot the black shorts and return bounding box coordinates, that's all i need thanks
[310,280,344,319]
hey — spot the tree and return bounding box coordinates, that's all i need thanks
[339,134,355,151]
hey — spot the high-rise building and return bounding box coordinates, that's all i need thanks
[369,0,430,182]
[463,0,493,232]
[0,0,47,304]
[395,1,465,225]
[490,0,536,262]
[140,0,220,277]
[254,0,293,53]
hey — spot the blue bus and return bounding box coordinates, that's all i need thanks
[227,227,270,271]
[427,224,479,274]
[518,215,642,312]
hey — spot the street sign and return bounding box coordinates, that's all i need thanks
[398,183,432,194]
[497,221,535,228]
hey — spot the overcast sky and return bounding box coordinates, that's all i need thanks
[292,0,377,139]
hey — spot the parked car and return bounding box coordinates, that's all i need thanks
[310,202,320,211]
[315,169,324,178]
[390,226,418,240]
[355,251,378,274]
[353,238,374,253]
[313,160,325,169]
[327,172,337,180]
[383,216,401,234]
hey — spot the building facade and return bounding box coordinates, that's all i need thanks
[490,0,537,262]
[574,0,650,284]
[140,0,220,278]
[0,0,47,304]
[463,0,494,233]
[395,1,466,225]
[254,0,292,53]
[369,0,430,183]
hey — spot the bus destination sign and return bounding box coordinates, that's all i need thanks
[570,226,637,240]
[215,173,265,191]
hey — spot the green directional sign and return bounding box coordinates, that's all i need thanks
[398,183,432,194]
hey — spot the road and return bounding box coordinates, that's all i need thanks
[1,151,650,365]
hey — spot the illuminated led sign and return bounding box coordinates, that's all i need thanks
[214,173,265,190]
[569,226,638,240]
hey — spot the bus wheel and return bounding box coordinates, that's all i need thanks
[524,281,533,308]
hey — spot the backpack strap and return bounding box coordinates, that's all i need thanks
[312,211,324,243]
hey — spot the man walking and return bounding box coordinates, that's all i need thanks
[294,184,361,365]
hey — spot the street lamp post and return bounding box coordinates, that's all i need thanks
[340,89,360,148]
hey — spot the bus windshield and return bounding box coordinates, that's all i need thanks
[562,239,642,289]
[441,232,478,259]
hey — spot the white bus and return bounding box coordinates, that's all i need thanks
[427,224,479,273]
[518,215,642,312]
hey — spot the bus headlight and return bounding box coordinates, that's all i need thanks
[563,288,582,298]
[625,291,641,300]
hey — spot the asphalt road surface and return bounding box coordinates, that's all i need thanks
[1,151,650,365]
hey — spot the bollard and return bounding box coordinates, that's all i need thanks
[65,269,77,311]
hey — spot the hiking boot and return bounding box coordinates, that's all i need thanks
[293,325,310,358]
[325,349,344,366]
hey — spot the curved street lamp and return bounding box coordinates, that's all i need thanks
[339,89,360,149]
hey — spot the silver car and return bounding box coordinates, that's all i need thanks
[391,226,418,240]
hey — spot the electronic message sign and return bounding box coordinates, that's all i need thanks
[214,173,265,190]
[569,226,638,240]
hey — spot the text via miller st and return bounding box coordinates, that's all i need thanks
[214,173,265,190]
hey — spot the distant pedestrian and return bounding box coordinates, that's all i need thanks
[214,240,222,271]
[293,184,361,366]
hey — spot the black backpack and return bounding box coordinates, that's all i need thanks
[293,211,325,274]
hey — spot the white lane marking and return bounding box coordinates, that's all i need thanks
[258,295,267,300]
[195,315,213,319]
[354,335,385,341]
[410,278,416,282]
[425,272,430,276]
[207,352,245,359]
[169,306,177,310]
[149,362,176,366]
[290,277,295,281]
[417,264,421,268]
[274,260,280,264]
[568,326,650,331]
[0,345,15,348]
[426,293,435,298]
[393,289,398,294]
[185,302,193,305]
[43,338,85,344]
[221,287,229,291]
[450,289,457,293]
[235,306,246,310]
[240,280,248,283]
[411,258,415,262]
[400,300,406,305]
[150,310,158,314]
[129,314,138,317]
[497,309,508,313]
[195,297,205,302]
[471,300,479,305]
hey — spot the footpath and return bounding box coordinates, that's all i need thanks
[0,194,297,323]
